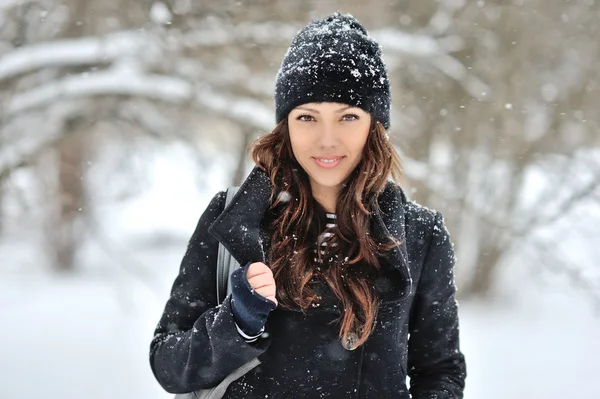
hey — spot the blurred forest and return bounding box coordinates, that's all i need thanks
[1,0,599,303]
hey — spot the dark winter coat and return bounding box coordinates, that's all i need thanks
[149,166,466,398]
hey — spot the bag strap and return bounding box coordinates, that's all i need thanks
[216,186,241,304]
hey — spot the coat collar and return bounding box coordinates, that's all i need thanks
[208,166,413,300]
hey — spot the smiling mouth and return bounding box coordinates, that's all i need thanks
[312,156,345,169]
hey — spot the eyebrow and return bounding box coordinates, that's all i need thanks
[294,105,356,114]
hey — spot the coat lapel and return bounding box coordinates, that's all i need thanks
[208,166,412,299]
[208,166,272,266]
[372,182,413,300]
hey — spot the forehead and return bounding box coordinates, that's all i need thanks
[292,102,363,112]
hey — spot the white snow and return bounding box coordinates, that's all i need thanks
[150,2,172,25]
[0,271,172,399]
[6,68,273,129]
[0,31,157,81]
[373,28,441,57]
[461,292,600,399]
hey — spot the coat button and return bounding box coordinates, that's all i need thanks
[342,332,359,351]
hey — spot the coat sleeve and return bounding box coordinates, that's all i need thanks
[149,191,271,394]
[407,211,466,398]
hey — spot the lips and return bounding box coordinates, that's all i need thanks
[312,156,345,169]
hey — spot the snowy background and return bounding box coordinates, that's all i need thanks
[1,1,599,398]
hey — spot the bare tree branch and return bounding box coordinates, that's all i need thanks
[0,31,158,81]
[529,237,600,315]
[515,169,600,237]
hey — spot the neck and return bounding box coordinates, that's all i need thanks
[311,184,339,214]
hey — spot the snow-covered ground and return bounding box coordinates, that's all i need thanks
[1,264,597,399]
[1,145,598,399]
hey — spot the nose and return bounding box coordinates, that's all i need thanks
[317,122,340,149]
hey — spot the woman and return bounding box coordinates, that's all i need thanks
[150,12,466,398]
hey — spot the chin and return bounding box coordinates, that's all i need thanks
[307,172,348,189]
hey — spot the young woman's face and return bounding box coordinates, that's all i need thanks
[287,102,371,194]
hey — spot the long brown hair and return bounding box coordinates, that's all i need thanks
[250,117,403,348]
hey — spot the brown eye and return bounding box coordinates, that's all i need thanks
[297,114,315,122]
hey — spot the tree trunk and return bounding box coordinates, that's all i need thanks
[49,118,89,272]
[461,238,504,298]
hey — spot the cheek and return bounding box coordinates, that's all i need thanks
[288,133,310,161]
[348,133,369,158]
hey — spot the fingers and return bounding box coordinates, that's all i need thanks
[246,262,278,307]
[246,262,272,279]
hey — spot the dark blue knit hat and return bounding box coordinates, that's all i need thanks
[275,12,391,129]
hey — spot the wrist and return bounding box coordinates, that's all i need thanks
[230,263,276,335]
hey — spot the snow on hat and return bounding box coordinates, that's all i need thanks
[275,12,391,129]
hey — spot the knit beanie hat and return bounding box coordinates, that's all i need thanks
[275,12,391,129]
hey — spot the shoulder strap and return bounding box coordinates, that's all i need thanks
[216,187,241,304]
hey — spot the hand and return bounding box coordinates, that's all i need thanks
[246,262,278,307]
